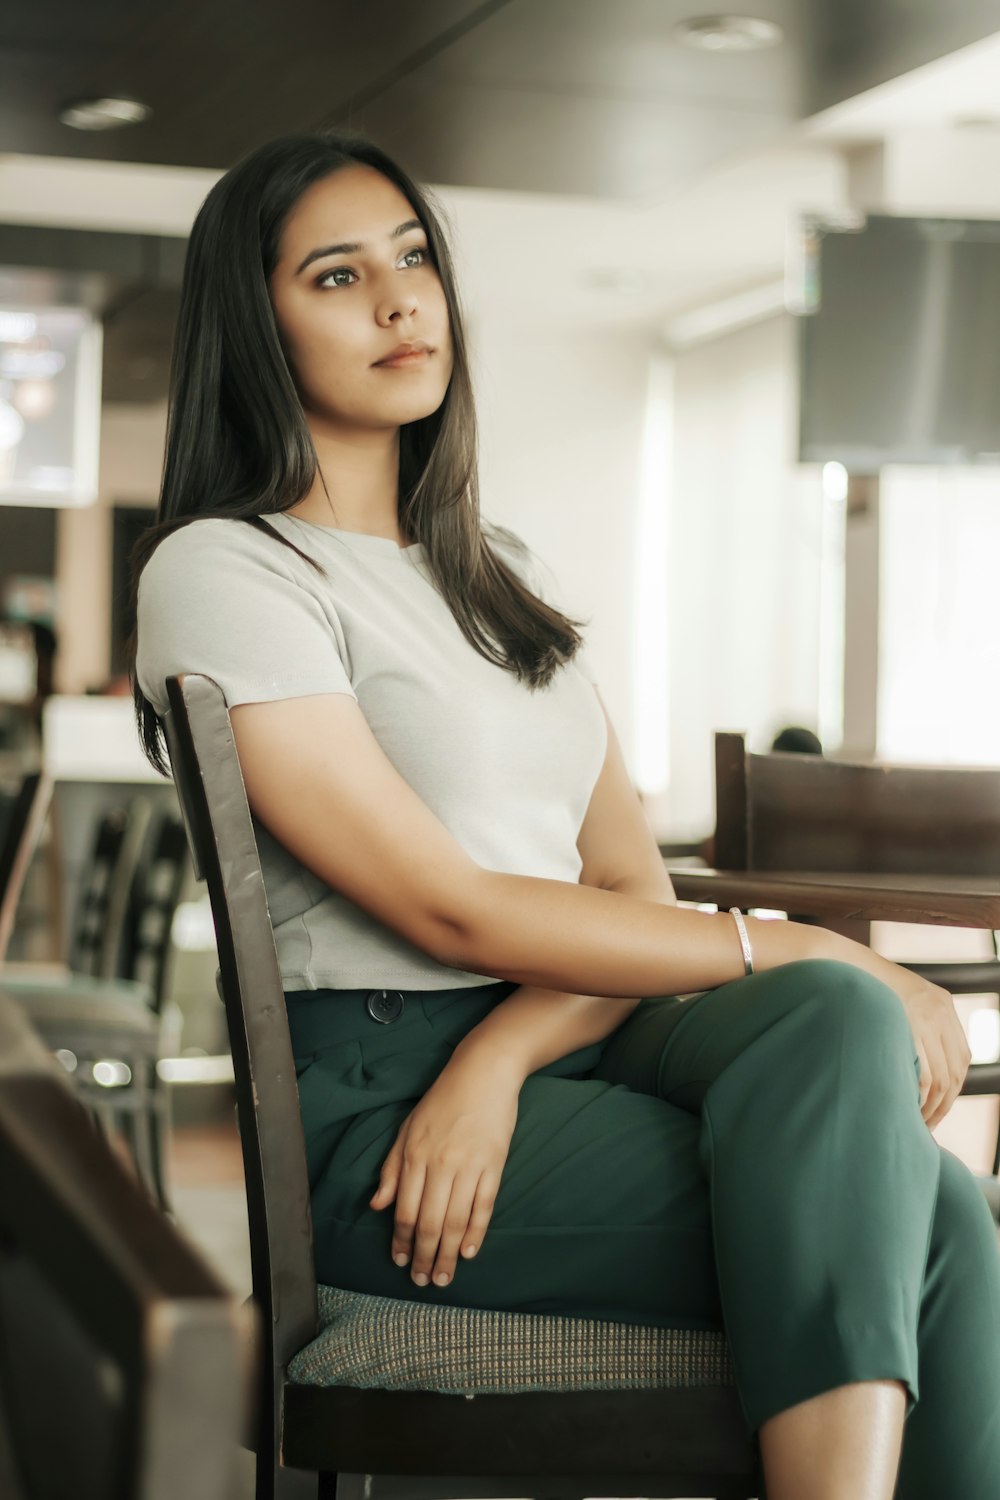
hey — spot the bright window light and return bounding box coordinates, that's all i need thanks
[633,350,672,796]
[156,1054,235,1085]
[171,893,217,951]
[817,463,847,750]
[969,1006,1000,1065]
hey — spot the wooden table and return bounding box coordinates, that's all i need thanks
[664,866,1000,930]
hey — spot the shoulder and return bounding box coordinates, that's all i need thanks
[139,516,311,594]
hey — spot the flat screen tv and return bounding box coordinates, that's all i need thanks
[797,213,1000,473]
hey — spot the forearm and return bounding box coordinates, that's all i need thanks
[451,874,675,1082]
[440,869,920,1006]
[451,985,642,1082]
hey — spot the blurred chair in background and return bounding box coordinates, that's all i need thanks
[0,769,53,964]
[1,773,193,1209]
[0,985,254,1500]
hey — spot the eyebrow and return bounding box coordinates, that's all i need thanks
[294,219,424,275]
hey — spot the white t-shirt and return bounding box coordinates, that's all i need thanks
[136,511,607,990]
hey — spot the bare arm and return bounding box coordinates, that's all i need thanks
[227,690,921,1008]
[449,700,680,1079]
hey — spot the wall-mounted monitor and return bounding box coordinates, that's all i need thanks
[797,214,1000,474]
[0,306,102,507]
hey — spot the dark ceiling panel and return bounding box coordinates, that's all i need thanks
[2,0,998,199]
[807,0,1000,114]
[345,0,807,200]
[0,0,510,171]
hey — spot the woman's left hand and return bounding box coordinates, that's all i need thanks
[368,1053,522,1289]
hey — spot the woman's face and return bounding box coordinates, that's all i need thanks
[269,164,454,433]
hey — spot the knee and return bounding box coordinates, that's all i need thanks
[787,958,914,1049]
[934,1147,1000,1245]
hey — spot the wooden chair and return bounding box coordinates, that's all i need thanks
[0,984,255,1500]
[161,672,763,1500]
[712,730,1000,1194]
[2,783,192,1209]
[0,769,53,964]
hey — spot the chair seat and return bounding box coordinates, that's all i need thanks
[0,979,158,1052]
[0,961,75,984]
[286,1285,735,1395]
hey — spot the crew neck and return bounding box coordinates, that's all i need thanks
[273,511,425,559]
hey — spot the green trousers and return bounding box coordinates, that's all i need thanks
[286,957,1000,1496]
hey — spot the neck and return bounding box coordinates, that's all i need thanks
[293,418,406,542]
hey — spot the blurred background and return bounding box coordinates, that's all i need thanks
[3,0,1000,1309]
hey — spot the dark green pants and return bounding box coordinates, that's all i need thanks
[286,957,1000,1496]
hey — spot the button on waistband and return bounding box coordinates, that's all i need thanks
[366,989,405,1024]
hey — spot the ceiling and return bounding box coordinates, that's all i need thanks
[3,0,1000,400]
[5,1,1000,195]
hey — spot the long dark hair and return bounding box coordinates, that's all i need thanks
[125,128,589,777]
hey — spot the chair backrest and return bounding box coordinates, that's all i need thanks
[0,987,255,1500]
[95,795,158,980]
[0,770,53,964]
[67,804,133,977]
[714,731,1000,875]
[119,810,193,1013]
[159,673,319,1471]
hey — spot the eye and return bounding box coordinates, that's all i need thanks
[315,245,431,290]
[316,266,356,289]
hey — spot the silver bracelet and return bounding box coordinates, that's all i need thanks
[729,907,754,976]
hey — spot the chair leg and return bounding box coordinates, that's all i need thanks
[147,1080,173,1213]
[118,1106,156,1199]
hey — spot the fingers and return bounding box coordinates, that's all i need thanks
[429,1172,497,1287]
[923,1014,971,1128]
[390,1156,428,1276]
[915,1038,932,1116]
[383,1159,497,1288]
[921,1005,973,1131]
[369,1133,403,1210]
[414,1171,482,1287]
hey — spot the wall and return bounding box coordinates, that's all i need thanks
[664,312,826,839]
[53,402,163,694]
[471,317,653,792]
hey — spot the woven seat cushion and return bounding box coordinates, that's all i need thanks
[286,1285,735,1395]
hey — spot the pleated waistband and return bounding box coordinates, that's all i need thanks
[283,980,516,1056]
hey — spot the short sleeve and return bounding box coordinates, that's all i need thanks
[492,526,600,685]
[135,519,358,717]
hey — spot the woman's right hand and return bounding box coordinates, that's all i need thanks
[889,970,972,1130]
[368,1050,521,1289]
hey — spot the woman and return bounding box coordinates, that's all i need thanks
[128,129,1000,1500]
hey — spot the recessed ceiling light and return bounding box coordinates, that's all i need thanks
[58,96,152,131]
[674,15,784,52]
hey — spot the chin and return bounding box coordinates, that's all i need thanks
[391,388,451,421]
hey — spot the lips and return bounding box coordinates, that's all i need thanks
[376,350,429,366]
[374,340,432,366]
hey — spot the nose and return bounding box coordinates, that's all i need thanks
[379,292,419,325]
